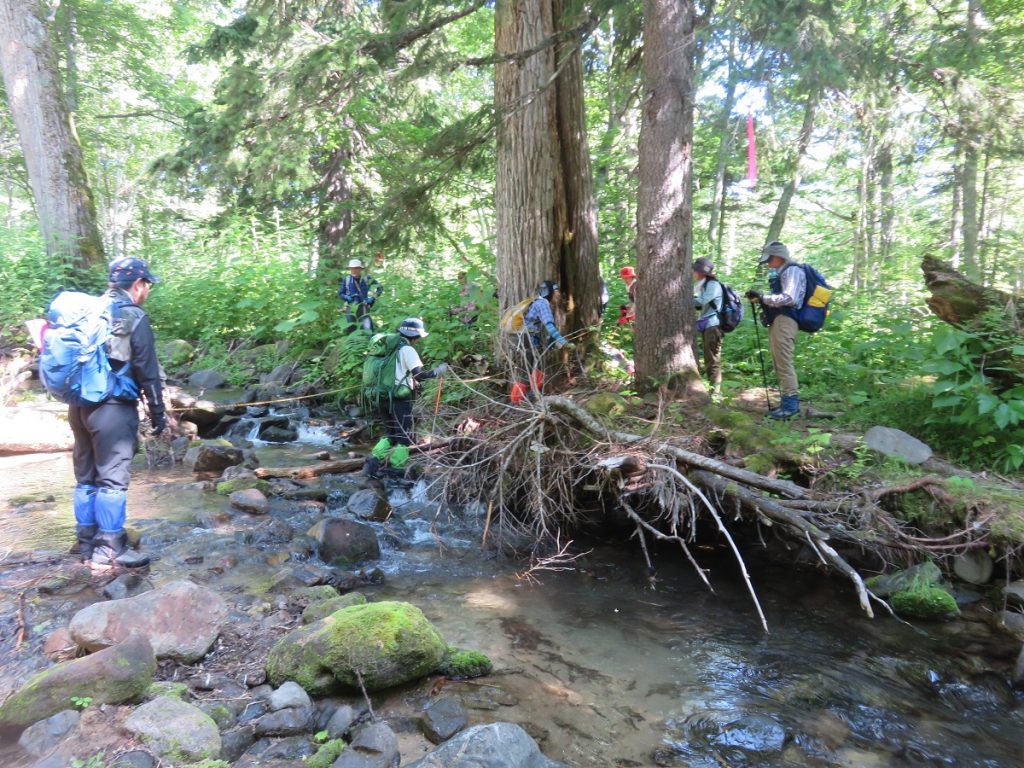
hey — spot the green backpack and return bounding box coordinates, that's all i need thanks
[361,333,412,408]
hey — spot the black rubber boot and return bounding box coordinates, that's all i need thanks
[92,531,150,568]
[71,524,97,561]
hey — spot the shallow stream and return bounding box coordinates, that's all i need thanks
[1,422,1022,767]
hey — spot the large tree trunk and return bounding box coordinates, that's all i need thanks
[634,0,702,395]
[494,0,600,336]
[315,143,353,273]
[0,0,103,270]
[765,89,817,245]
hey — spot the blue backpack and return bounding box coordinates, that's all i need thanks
[39,292,139,406]
[793,264,833,333]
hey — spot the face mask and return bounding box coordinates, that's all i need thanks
[767,268,779,280]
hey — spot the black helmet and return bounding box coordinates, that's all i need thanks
[693,257,714,276]
[398,317,429,338]
[538,281,559,299]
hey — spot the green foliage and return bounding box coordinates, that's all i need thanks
[71,755,108,768]
[438,647,493,679]
[70,695,93,710]
[304,738,346,768]
[890,586,959,621]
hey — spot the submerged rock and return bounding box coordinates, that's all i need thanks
[0,633,155,730]
[405,722,565,768]
[266,601,447,694]
[69,580,228,662]
[123,696,221,762]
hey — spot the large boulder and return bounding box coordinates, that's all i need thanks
[69,580,228,662]
[0,407,74,455]
[189,369,228,390]
[0,633,155,730]
[229,488,270,515]
[160,339,195,368]
[405,722,566,768]
[307,518,380,565]
[123,696,221,762]
[864,426,933,465]
[266,601,447,694]
[348,489,391,521]
[184,440,245,473]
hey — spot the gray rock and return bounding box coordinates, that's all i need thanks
[348,489,391,521]
[1003,580,1024,609]
[864,426,932,464]
[189,368,228,389]
[237,734,317,766]
[261,426,299,443]
[201,700,238,730]
[123,696,221,762]
[17,709,80,757]
[102,572,143,601]
[405,722,565,768]
[0,633,155,729]
[160,339,195,368]
[270,681,312,711]
[220,725,257,762]
[230,488,270,515]
[252,704,314,736]
[420,697,468,744]
[269,563,336,592]
[187,671,243,691]
[307,517,380,566]
[326,703,359,739]
[1013,644,1024,690]
[335,722,400,768]
[952,550,994,586]
[262,364,295,386]
[108,750,156,768]
[222,465,257,482]
[185,441,245,473]
[69,579,228,662]
[1000,610,1024,640]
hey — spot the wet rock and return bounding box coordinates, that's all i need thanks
[713,713,787,754]
[458,684,519,710]
[266,601,447,694]
[405,722,565,768]
[864,426,932,464]
[185,440,244,473]
[281,485,329,502]
[1013,645,1024,689]
[36,563,92,596]
[953,550,994,586]
[187,671,245,693]
[17,709,80,756]
[270,562,336,592]
[252,704,314,736]
[326,703,360,739]
[865,561,942,597]
[270,681,312,711]
[238,699,269,724]
[0,633,155,729]
[302,592,368,624]
[999,610,1024,640]
[262,425,299,443]
[195,509,232,528]
[201,701,238,730]
[1004,580,1024,609]
[222,464,257,481]
[420,697,468,744]
[217,476,273,496]
[348,489,392,521]
[69,579,228,662]
[307,517,380,566]
[335,722,400,768]
[102,571,143,601]
[230,488,270,515]
[42,627,76,661]
[262,364,295,386]
[220,725,257,762]
[189,368,228,389]
[237,734,317,766]
[108,750,156,768]
[123,696,221,762]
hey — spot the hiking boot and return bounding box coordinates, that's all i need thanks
[768,394,800,420]
[92,531,150,568]
[71,524,97,561]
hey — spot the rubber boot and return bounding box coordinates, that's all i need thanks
[768,394,800,420]
[70,484,99,558]
[91,530,150,568]
[72,524,97,561]
[363,456,382,479]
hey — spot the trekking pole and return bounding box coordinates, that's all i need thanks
[749,299,773,411]
[433,375,444,416]
[573,347,589,381]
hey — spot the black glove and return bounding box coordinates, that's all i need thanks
[151,411,166,437]
[745,290,762,302]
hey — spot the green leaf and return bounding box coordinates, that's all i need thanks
[932,394,963,409]
[976,394,1000,415]
[994,403,1012,429]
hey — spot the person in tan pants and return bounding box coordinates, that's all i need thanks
[746,241,806,419]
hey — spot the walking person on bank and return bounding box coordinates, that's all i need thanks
[70,258,166,568]
[338,258,383,332]
[746,241,804,419]
[692,257,723,396]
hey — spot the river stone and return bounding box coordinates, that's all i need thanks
[269,681,312,711]
[266,601,447,695]
[864,426,932,464]
[302,593,368,624]
[865,561,942,597]
[252,705,314,736]
[269,562,336,592]
[420,697,468,744]
[230,488,270,514]
[335,722,400,768]
[102,572,143,601]
[261,425,299,443]
[326,703,359,739]
[189,368,228,389]
[1000,610,1024,640]
[17,709,80,756]
[1012,645,1024,690]
[307,518,380,566]
[69,580,228,662]
[348,489,391,521]
[160,339,194,367]
[185,441,245,473]
[123,696,221,762]
[405,722,565,768]
[713,713,787,754]
[1003,580,1024,609]
[0,633,155,729]
[221,725,257,762]
[262,364,295,386]
[109,750,156,768]
[952,550,994,585]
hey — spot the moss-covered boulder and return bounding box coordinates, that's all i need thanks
[123,696,221,762]
[890,586,960,620]
[438,648,493,679]
[266,601,447,694]
[865,561,942,598]
[216,477,272,496]
[160,339,195,368]
[302,592,368,624]
[0,632,155,730]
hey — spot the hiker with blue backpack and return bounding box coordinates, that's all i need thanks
[362,317,447,479]
[338,258,383,332]
[745,241,832,420]
[692,257,725,395]
[41,257,166,568]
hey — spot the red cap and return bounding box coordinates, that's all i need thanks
[619,266,637,279]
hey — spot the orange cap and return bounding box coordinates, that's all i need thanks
[619,266,637,279]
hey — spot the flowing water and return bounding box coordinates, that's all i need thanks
[1,421,1022,767]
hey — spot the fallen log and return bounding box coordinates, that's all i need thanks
[255,458,364,479]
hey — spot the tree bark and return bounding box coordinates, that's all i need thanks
[315,143,353,273]
[764,90,818,244]
[634,0,702,395]
[0,0,104,270]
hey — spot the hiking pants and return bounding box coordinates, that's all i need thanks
[700,326,723,391]
[381,397,414,446]
[68,401,140,490]
[768,315,799,397]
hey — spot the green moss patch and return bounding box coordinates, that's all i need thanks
[306,739,346,768]
[438,648,493,679]
[216,477,273,495]
[890,586,959,620]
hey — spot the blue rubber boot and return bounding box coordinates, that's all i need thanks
[73,484,97,526]
[768,394,800,420]
[94,488,127,533]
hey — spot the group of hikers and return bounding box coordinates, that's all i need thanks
[38,239,822,568]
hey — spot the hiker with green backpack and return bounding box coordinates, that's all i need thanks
[361,317,447,479]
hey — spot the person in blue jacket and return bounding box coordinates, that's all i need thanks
[338,258,383,332]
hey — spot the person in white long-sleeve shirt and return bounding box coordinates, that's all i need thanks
[692,257,724,394]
